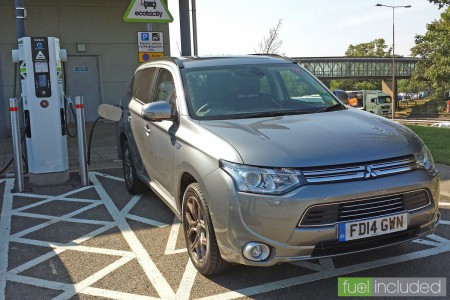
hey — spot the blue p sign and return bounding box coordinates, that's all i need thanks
[141,33,150,41]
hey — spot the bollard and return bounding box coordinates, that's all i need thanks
[75,96,89,186]
[9,98,24,192]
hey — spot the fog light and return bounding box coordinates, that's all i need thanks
[242,242,270,261]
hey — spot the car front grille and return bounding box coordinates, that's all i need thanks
[302,155,417,184]
[299,190,431,227]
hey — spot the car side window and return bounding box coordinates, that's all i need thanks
[154,68,176,109]
[135,67,158,104]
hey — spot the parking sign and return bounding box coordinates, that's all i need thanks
[141,32,150,41]
[137,31,164,62]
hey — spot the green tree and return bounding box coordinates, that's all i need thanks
[428,0,450,9]
[345,38,391,57]
[411,7,450,101]
[330,38,391,91]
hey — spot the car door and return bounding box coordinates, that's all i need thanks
[144,68,178,204]
[128,67,159,179]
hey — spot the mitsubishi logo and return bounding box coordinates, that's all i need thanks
[364,165,378,179]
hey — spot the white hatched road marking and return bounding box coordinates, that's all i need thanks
[165,216,187,255]
[0,172,449,300]
[0,179,14,300]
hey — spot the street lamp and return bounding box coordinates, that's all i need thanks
[376,3,411,120]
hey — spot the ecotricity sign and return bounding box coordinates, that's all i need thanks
[123,0,173,23]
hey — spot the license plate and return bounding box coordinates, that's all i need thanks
[338,213,408,242]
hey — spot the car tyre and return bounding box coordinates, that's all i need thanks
[182,183,231,275]
[122,141,145,194]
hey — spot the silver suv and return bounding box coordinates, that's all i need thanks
[115,55,440,275]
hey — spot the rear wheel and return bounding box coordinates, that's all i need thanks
[122,141,145,194]
[182,183,230,275]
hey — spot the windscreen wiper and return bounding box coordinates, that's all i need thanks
[236,110,310,119]
[316,103,346,113]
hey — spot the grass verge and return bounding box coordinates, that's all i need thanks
[407,125,450,165]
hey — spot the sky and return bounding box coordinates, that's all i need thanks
[167,0,444,57]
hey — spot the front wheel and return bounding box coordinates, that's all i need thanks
[182,183,230,275]
[122,141,145,194]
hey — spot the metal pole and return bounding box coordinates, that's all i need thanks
[15,0,25,39]
[391,7,396,120]
[0,60,7,139]
[9,98,24,192]
[192,0,198,55]
[179,0,192,56]
[75,96,89,186]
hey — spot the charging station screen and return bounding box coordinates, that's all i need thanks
[37,75,47,88]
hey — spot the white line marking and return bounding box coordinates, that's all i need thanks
[13,211,114,226]
[439,202,450,208]
[121,194,142,215]
[439,220,450,225]
[13,197,60,213]
[125,214,169,228]
[319,258,335,270]
[165,216,187,255]
[52,256,133,300]
[13,197,99,213]
[89,173,175,299]
[290,258,334,272]
[11,202,103,239]
[175,260,198,300]
[6,273,70,291]
[427,233,450,244]
[9,193,50,199]
[0,179,14,300]
[90,171,125,182]
[8,241,135,276]
[197,242,450,300]
[8,247,64,275]
[412,239,442,247]
[81,287,159,300]
[290,261,322,272]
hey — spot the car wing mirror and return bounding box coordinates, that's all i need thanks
[371,98,377,103]
[98,104,123,122]
[142,101,172,122]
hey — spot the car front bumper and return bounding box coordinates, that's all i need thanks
[202,168,440,266]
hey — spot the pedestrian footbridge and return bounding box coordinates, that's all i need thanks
[293,57,419,80]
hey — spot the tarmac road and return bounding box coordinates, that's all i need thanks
[1,168,450,299]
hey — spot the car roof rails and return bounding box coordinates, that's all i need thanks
[250,53,297,64]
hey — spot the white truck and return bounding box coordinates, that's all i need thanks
[346,90,392,118]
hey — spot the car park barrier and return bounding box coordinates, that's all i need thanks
[75,96,89,186]
[9,98,24,192]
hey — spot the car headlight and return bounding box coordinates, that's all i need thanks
[220,160,306,195]
[415,146,437,175]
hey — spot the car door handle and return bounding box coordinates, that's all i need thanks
[144,124,151,133]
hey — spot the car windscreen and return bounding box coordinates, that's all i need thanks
[182,63,340,120]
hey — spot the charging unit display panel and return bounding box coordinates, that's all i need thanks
[31,37,52,97]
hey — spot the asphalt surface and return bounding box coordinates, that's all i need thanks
[1,167,450,300]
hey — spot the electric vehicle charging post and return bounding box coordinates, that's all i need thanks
[75,96,89,186]
[12,37,69,185]
[9,98,24,192]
